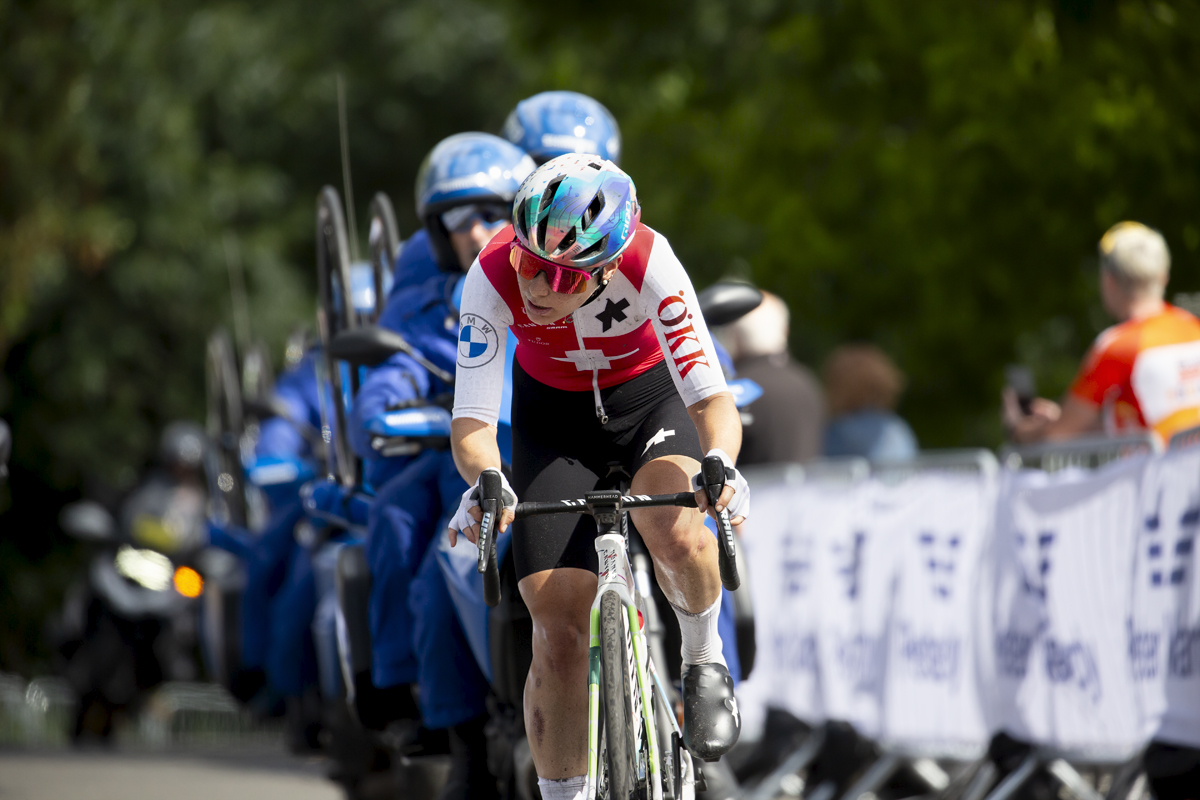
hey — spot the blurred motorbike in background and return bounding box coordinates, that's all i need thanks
[51,423,218,741]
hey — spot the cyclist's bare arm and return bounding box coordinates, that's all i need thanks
[685,390,745,523]
[1004,391,1101,443]
[449,416,514,545]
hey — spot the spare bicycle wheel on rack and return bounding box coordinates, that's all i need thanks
[367,192,401,322]
[241,338,275,416]
[316,185,360,488]
[206,328,248,527]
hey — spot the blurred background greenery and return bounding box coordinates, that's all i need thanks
[2,0,1199,671]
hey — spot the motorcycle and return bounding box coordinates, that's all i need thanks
[54,456,218,741]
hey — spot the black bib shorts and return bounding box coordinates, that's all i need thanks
[510,359,703,580]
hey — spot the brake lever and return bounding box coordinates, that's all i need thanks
[476,469,503,606]
[700,455,740,591]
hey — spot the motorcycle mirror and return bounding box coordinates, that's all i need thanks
[697,281,764,327]
[0,419,10,480]
[60,500,117,542]
[328,326,454,384]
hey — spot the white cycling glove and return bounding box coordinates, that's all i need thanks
[690,448,751,522]
[448,468,518,540]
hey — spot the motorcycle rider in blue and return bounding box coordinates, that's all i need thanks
[231,351,321,705]
[351,132,535,798]
[206,348,322,708]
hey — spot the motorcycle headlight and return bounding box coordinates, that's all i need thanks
[114,545,174,591]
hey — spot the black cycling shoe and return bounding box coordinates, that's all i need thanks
[681,662,740,762]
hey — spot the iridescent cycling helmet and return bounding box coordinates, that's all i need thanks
[415,133,536,270]
[512,154,641,270]
[502,91,622,165]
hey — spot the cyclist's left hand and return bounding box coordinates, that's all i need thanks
[692,449,750,526]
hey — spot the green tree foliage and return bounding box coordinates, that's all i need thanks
[506,0,1200,443]
[3,0,1200,669]
[0,0,518,670]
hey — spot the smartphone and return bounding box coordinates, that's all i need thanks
[1005,365,1036,415]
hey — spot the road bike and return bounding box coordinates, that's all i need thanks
[475,455,740,800]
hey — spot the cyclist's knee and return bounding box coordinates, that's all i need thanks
[636,508,711,566]
[631,457,708,565]
[520,568,595,670]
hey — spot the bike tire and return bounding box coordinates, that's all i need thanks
[367,192,401,322]
[600,590,638,800]
[206,328,248,527]
[316,186,360,488]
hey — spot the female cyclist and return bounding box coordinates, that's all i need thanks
[447,154,750,800]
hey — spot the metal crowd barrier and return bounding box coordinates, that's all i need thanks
[744,438,1168,800]
[998,432,1158,473]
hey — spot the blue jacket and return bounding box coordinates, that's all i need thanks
[353,233,458,487]
[389,228,442,299]
[254,354,323,510]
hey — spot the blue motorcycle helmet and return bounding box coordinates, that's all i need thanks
[415,133,536,271]
[502,91,622,165]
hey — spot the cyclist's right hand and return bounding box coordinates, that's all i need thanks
[447,468,517,547]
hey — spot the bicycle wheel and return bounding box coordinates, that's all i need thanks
[600,590,638,799]
[206,328,247,526]
[367,192,401,321]
[316,185,359,488]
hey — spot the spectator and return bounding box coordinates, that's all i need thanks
[822,344,918,460]
[1005,221,1200,445]
[721,292,825,464]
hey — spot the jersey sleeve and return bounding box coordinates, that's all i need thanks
[639,234,728,406]
[452,259,514,427]
[1070,326,1133,406]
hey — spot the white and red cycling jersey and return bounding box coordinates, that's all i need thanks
[452,224,727,426]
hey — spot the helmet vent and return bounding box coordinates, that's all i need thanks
[588,161,602,170]
[536,213,550,251]
[554,227,577,256]
[539,175,565,215]
[581,192,605,231]
[576,235,609,261]
[515,198,531,241]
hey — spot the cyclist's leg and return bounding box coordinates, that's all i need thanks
[509,363,606,785]
[628,399,739,760]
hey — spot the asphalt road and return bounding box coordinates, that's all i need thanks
[0,749,343,800]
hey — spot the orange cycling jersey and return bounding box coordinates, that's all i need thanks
[1070,304,1200,443]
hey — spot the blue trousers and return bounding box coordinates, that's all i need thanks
[240,500,303,671]
[264,542,319,698]
[366,451,446,687]
[367,450,487,728]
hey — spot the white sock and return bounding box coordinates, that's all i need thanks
[537,775,587,800]
[670,595,727,668]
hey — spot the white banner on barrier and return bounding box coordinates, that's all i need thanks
[739,451,1200,757]
[982,459,1145,757]
[811,480,899,739]
[1132,448,1200,748]
[880,473,993,756]
[738,467,826,737]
